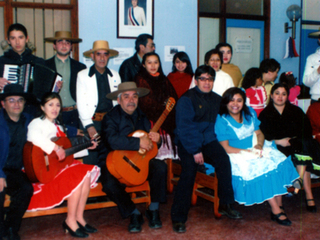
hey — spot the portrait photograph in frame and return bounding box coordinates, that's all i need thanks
[117,0,154,38]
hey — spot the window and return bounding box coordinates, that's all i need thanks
[0,0,79,60]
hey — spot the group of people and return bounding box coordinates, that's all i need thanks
[0,21,320,239]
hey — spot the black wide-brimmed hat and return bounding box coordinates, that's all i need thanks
[0,84,35,102]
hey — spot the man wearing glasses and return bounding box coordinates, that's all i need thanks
[171,65,242,233]
[0,84,34,240]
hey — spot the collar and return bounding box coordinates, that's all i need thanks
[88,65,113,77]
[136,53,143,63]
[4,48,32,60]
[54,55,70,63]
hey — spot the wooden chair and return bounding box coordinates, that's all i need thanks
[167,159,221,219]
[4,181,151,218]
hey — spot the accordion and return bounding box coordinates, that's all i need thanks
[2,63,62,100]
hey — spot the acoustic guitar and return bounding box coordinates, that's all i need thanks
[106,97,176,186]
[23,137,92,184]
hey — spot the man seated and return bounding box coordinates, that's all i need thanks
[0,84,34,240]
[171,65,242,233]
[98,82,167,233]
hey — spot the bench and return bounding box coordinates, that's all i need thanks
[4,181,151,218]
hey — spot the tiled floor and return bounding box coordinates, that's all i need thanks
[20,188,320,240]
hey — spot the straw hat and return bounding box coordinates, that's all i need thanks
[308,28,320,38]
[44,31,82,43]
[106,82,149,100]
[83,40,119,58]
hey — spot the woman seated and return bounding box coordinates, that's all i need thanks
[215,87,299,226]
[167,51,194,98]
[134,52,178,160]
[27,92,100,238]
[259,83,320,213]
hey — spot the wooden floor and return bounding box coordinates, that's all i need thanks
[18,186,320,240]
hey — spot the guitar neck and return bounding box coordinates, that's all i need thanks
[65,141,93,157]
[150,109,169,133]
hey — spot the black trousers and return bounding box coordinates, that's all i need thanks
[171,140,235,223]
[99,159,167,219]
[0,170,33,237]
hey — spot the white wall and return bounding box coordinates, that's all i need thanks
[78,0,198,75]
[78,0,303,79]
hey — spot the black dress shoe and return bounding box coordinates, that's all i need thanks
[3,228,20,240]
[128,214,144,233]
[271,212,292,226]
[77,221,98,233]
[62,221,88,238]
[146,209,162,229]
[218,204,243,219]
[172,222,186,233]
[306,199,317,213]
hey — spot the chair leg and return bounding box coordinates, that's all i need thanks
[167,159,174,193]
[191,182,198,205]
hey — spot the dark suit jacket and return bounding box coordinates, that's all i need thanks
[45,56,86,101]
[119,52,141,82]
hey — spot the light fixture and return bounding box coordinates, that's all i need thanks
[284,4,302,39]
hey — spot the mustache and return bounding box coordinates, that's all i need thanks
[126,103,136,107]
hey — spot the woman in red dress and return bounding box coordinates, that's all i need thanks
[27,92,100,238]
[167,51,193,98]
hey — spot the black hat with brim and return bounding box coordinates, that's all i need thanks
[0,84,36,103]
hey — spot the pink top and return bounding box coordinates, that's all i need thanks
[288,85,300,106]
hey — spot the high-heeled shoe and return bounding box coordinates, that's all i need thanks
[62,221,89,238]
[306,199,317,213]
[292,178,303,194]
[270,212,291,226]
[77,221,98,233]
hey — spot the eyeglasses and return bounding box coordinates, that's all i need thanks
[197,77,214,82]
[5,98,25,104]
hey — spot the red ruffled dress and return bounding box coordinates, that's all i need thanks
[27,125,100,211]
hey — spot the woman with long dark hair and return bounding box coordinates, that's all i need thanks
[215,87,299,226]
[27,92,100,238]
[134,52,178,160]
[167,51,193,98]
[259,83,320,213]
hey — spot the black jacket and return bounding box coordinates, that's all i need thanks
[45,56,86,101]
[98,105,151,163]
[119,52,141,82]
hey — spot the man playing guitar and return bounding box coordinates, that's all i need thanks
[98,82,167,233]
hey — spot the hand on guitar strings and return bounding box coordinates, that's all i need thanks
[140,135,153,151]
[54,144,66,161]
[148,132,161,144]
[88,138,99,150]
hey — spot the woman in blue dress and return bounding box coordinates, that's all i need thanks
[215,87,299,226]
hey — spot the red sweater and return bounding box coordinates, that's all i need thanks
[167,72,193,98]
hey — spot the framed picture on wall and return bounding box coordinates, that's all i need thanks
[117,0,154,38]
